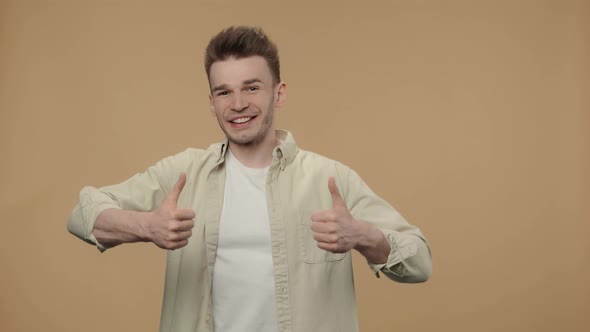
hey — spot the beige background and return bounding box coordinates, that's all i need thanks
[1,0,589,331]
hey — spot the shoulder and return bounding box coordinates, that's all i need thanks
[295,149,342,166]
[294,149,352,174]
[290,149,357,191]
[287,149,369,209]
[173,141,225,164]
[149,143,224,177]
[173,145,221,164]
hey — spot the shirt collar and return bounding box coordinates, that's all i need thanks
[213,129,299,170]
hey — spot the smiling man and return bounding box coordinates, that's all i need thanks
[67,26,432,332]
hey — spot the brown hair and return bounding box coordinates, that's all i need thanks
[204,26,281,84]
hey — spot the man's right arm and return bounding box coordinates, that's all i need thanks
[68,173,194,251]
[67,151,196,252]
[90,174,195,250]
[91,209,150,248]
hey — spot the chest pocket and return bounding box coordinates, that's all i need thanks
[298,208,346,264]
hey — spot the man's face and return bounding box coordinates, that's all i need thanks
[208,56,286,147]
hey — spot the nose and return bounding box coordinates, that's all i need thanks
[230,92,248,112]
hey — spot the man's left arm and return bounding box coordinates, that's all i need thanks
[310,166,432,283]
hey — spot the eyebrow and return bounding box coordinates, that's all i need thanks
[211,78,264,93]
[243,78,263,85]
[211,84,229,93]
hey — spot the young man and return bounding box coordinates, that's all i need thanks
[68,26,432,332]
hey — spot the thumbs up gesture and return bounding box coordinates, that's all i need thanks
[310,177,362,253]
[145,173,196,250]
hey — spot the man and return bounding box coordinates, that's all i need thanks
[68,26,432,332]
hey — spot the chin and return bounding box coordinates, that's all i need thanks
[228,135,259,146]
[221,122,272,147]
[227,130,269,146]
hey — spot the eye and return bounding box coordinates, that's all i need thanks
[246,86,259,92]
[217,91,229,96]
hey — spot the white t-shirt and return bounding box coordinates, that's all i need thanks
[212,150,279,332]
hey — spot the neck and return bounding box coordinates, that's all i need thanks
[228,130,278,168]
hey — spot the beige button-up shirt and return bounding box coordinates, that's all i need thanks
[68,130,432,332]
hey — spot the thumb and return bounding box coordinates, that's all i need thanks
[328,176,345,208]
[163,173,187,208]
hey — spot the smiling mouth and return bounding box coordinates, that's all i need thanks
[230,116,256,124]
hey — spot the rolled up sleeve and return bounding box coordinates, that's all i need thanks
[336,163,432,283]
[66,150,193,252]
[368,229,432,282]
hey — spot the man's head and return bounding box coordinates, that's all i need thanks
[205,26,287,148]
[205,26,281,86]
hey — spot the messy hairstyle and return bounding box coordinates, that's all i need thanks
[204,26,281,84]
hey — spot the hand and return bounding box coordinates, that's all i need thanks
[310,177,362,253]
[142,173,195,250]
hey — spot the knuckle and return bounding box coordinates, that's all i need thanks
[167,232,178,241]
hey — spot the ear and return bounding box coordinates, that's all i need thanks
[274,81,288,108]
[209,94,215,117]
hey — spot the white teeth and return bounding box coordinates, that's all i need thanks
[232,117,251,124]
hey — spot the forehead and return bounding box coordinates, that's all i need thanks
[208,56,274,87]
